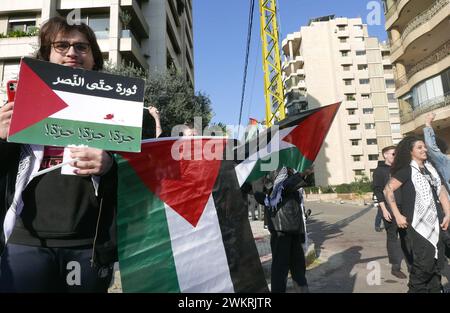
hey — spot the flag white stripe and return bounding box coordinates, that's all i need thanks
[235,127,296,186]
[165,195,234,292]
[51,90,143,127]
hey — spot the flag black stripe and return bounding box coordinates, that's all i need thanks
[211,145,269,293]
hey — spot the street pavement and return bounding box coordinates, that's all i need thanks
[253,200,450,293]
[109,200,450,293]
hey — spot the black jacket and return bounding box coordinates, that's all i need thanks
[372,160,401,209]
[0,140,118,267]
[265,171,307,234]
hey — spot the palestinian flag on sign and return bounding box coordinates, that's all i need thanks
[235,102,340,185]
[8,57,144,152]
[117,138,268,292]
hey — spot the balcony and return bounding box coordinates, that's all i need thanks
[358,84,371,94]
[339,43,351,51]
[365,129,377,139]
[390,0,449,58]
[341,71,354,80]
[58,0,111,9]
[335,17,348,25]
[360,99,372,108]
[352,161,365,170]
[400,92,450,124]
[347,115,360,124]
[340,56,353,65]
[285,91,307,106]
[366,145,379,155]
[349,130,362,140]
[344,100,358,109]
[395,40,450,93]
[337,30,350,38]
[121,0,150,39]
[385,0,412,28]
[120,33,148,69]
[350,146,364,155]
[0,36,37,59]
[343,85,356,94]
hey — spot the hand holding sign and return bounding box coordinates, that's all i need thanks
[69,146,113,176]
[0,102,13,140]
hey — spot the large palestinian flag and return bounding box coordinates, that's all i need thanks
[8,57,144,152]
[116,103,339,292]
[235,102,340,185]
[117,138,268,292]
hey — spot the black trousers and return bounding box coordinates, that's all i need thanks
[0,244,113,293]
[404,227,445,293]
[383,218,410,271]
[270,231,307,293]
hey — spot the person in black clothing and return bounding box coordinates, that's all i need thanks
[372,145,409,279]
[384,136,450,293]
[0,17,117,292]
[255,166,312,293]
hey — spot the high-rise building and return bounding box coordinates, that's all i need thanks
[382,0,449,145]
[281,16,402,186]
[0,0,194,100]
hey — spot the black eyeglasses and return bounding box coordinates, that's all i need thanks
[52,41,91,54]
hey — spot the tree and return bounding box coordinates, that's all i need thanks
[104,61,213,138]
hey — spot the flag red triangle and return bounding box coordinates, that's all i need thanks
[8,61,68,137]
[282,102,340,160]
[121,139,226,227]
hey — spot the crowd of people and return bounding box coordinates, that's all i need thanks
[1,16,450,294]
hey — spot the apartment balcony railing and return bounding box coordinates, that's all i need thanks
[391,0,449,53]
[395,39,450,89]
[400,92,450,123]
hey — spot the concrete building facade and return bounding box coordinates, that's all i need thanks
[0,0,194,100]
[382,0,450,146]
[281,16,402,186]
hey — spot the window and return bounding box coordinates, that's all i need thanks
[412,74,445,108]
[340,38,347,43]
[348,109,356,115]
[359,79,370,85]
[368,155,379,161]
[389,108,399,117]
[387,93,396,102]
[385,79,395,88]
[8,16,36,33]
[361,94,370,99]
[83,14,110,39]
[357,64,368,71]
[365,123,375,129]
[344,79,353,86]
[354,170,364,176]
[391,123,401,133]
[351,140,360,146]
[353,156,361,161]
[383,65,393,71]
[342,65,351,71]
[346,94,356,101]
[338,26,346,31]
[341,51,349,57]
[363,108,373,114]
[350,125,357,130]
[367,139,377,145]
[355,50,366,56]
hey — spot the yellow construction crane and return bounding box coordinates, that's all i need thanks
[259,0,285,127]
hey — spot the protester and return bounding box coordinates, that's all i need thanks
[384,136,450,293]
[255,166,313,293]
[0,16,117,292]
[372,146,409,279]
[148,106,162,138]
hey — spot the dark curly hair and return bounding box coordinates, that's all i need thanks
[391,136,424,175]
[36,16,103,71]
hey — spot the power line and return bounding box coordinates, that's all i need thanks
[237,0,255,138]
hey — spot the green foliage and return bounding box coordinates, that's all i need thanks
[321,185,335,194]
[335,175,372,194]
[305,186,320,194]
[104,61,213,137]
[2,27,39,38]
[119,11,132,29]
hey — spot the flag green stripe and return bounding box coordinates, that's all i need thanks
[246,147,313,182]
[8,117,141,152]
[117,155,180,292]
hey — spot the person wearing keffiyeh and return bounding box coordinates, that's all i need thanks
[384,136,450,293]
[255,166,313,293]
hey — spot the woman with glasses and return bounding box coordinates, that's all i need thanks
[0,16,117,292]
[384,136,450,293]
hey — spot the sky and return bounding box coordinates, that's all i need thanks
[193,0,388,129]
